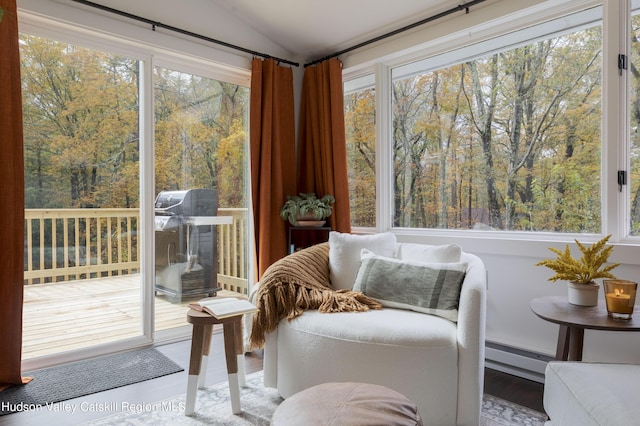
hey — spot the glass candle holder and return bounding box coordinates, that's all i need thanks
[603,280,637,320]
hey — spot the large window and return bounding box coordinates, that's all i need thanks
[346,6,612,234]
[391,10,602,232]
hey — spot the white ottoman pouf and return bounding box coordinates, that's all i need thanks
[271,382,423,425]
[544,362,640,426]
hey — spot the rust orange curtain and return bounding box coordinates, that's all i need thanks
[250,58,296,279]
[0,0,30,392]
[297,58,351,233]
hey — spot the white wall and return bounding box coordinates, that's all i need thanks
[395,233,640,363]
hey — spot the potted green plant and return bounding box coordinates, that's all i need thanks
[280,193,335,226]
[536,235,620,306]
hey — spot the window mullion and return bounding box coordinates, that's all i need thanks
[603,0,629,240]
[140,54,155,339]
[376,63,393,232]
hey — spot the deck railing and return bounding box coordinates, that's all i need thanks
[24,208,249,294]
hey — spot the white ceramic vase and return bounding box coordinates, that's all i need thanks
[567,281,599,306]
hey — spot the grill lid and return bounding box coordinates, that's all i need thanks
[154,189,217,217]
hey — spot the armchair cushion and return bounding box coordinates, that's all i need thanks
[353,250,466,322]
[396,242,462,263]
[328,231,397,290]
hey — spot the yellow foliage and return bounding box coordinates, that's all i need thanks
[536,235,620,284]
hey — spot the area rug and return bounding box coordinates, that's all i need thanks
[86,371,548,425]
[0,348,183,416]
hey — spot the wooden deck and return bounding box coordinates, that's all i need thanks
[22,275,241,360]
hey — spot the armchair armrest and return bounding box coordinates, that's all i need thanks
[455,253,487,426]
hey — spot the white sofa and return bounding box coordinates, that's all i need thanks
[253,234,487,426]
[544,361,640,425]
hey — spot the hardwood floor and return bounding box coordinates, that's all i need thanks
[1,335,546,426]
[484,368,545,414]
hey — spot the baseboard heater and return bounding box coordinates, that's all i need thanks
[484,341,554,383]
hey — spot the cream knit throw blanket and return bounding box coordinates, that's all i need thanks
[249,243,382,349]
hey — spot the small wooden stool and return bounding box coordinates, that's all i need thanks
[185,309,246,416]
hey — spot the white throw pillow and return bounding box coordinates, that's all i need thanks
[353,250,467,322]
[328,231,397,290]
[396,243,461,263]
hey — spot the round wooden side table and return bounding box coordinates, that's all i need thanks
[530,295,640,361]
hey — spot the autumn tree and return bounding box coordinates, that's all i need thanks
[386,24,602,232]
[463,55,503,229]
[21,37,248,211]
[344,87,376,227]
[21,34,139,209]
[393,76,432,227]
[154,68,248,208]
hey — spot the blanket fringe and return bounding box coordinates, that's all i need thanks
[249,243,381,349]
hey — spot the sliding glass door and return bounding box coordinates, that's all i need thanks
[19,28,252,363]
[21,34,143,360]
[152,64,251,334]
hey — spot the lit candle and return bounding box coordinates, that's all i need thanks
[605,288,633,314]
[604,280,637,319]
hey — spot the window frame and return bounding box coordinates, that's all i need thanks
[343,0,639,245]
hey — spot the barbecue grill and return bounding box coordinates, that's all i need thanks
[154,189,220,303]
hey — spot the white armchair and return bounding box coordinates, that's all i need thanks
[256,238,487,426]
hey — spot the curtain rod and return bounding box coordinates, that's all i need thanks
[304,0,487,68]
[69,0,300,67]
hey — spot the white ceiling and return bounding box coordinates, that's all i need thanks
[58,0,485,64]
[208,0,466,61]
